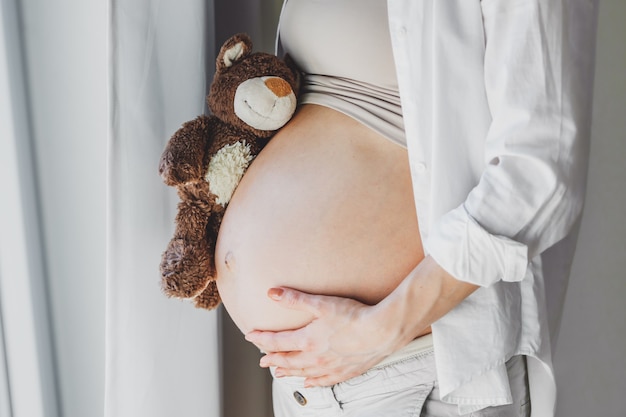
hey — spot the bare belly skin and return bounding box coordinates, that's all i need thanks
[215,104,424,334]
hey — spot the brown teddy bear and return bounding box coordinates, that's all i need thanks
[158,33,300,310]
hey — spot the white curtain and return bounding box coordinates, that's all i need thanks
[105,1,220,416]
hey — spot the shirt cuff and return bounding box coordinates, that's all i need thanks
[426,204,529,287]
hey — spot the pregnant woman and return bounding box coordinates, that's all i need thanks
[215,0,598,416]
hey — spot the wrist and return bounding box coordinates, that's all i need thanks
[370,270,427,353]
[374,256,479,350]
[367,301,407,357]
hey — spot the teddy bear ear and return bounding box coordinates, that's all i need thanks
[216,33,253,71]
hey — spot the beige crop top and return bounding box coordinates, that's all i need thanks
[279,0,406,147]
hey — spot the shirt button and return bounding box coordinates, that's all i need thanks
[293,391,307,406]
[398,26,407,38]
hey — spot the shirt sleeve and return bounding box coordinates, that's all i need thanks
[426,0,598,287]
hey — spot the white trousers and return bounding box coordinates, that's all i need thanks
[272,348,530,417]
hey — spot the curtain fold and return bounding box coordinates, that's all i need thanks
[105,1,220,416]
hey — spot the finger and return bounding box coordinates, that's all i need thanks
[260,352,297,369]
[245,328,309,353]
[259,350,321,369]
[274,366,328,379]
[267,287,328,316]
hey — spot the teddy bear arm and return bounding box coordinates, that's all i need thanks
[159,115,215,186]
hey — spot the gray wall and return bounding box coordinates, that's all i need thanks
[554,1,626,416]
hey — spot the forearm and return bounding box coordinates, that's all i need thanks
[374,255,479,350]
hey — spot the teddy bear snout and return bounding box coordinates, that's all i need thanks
[264,77,292,98]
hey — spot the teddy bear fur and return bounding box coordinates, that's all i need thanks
[158,33,300,310]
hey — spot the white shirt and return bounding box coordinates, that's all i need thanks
[278,1,598,415]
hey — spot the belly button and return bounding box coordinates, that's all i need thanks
[224,251,235,270]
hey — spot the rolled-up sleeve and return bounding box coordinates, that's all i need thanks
[427,0,597,287]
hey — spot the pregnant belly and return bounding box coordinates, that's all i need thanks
[215,105,423,334]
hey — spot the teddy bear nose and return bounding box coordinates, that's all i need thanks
[264,77,292,98]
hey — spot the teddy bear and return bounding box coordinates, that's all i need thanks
[158,33,300,310]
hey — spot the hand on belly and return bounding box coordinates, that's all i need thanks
[245,286,396,387]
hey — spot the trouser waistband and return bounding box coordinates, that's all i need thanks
[372,332,434,369]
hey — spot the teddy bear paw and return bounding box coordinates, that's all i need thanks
[192,280,221,310]
[159,158,199,186]
[160,238,214,299]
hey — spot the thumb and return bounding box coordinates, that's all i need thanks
[267,287,325,316]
